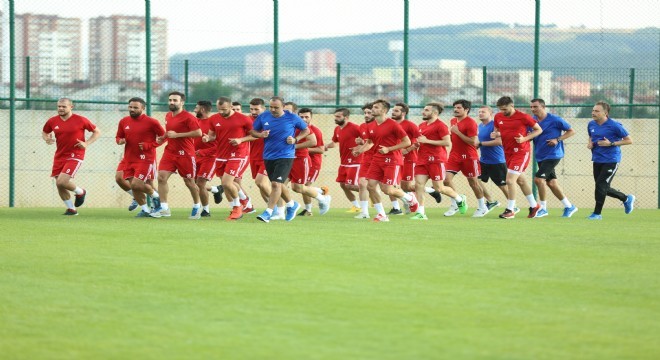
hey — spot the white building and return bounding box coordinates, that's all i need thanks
[244,52,273,81]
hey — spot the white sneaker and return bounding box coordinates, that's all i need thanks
[444,205,459,217]
[354,213,369,219]
[373,213,390,222]
[403,201,411,214]
[472,207,488,218]
[319,195,332,215]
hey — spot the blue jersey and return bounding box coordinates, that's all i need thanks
[253,110,308,160]
[478,120,505,165]
[532,113,572,161]
[587,118,629,163]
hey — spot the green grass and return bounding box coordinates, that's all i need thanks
[1,208,659,359]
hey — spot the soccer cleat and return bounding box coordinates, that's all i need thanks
[513,207,521,214]
[240,196,251,210]
[149,207,171,218]
[457,195,468,214]
[320,185,330,195]
[63,208,78,216]
[213,186,224,204]
[403,201,411,214]
[135,210,151,218]
[444,204,459,217]
[318,195,332,215]
[74,189,86,207]
[527,204,541,218]
[535,208,549,218]
[499,209,515,219]
[388,208,403,215]
[354,213,370,219]
[227,206,243,220]
[410,212,428,220]
[486,200,500,210]
[128,199,139,211]
[346,206,361,213]
[189,207,202,220]
[151,196,161,210]
[624,194,635,214]
[430,190,443,203]
[285,202,300,221]
[472,207,488,218]
[256,210,271,223]
[243,206,256,214]
[588,213,603,220]
[562,205,578,218]
[373,213,390,222]
[298,209,313,216]
[201,209,211,217]
[407,193,419,213]
[270,208,285,220]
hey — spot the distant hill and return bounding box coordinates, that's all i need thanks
[169,23,659,79]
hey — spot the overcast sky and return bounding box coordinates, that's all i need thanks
[3,0,659,55]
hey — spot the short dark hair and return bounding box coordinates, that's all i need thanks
[128,97,146,106]
[168,91,186,101]
[270,96,285,105]
[361,102,373,111]
[250,98,265,106]
[394,102,409,115]
[284,101,298,112]
[531,98,546,106]
[231,101,242,107]
[197,100,212,112]
[335,108,350,117]
[596,100,611,114]
[298,107,313,115]
[496,96,513,107]
[453,99,471,112]
[373,99,390,111]
[217,96,231,106]
[426,102,444,115]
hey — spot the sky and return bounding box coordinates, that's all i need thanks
[2,0,658,56]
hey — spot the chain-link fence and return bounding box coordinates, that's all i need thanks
[1,0,658,210]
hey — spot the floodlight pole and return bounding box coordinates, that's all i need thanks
[532,0,541,197]
[403,0,409,103]
[9,0,16,207]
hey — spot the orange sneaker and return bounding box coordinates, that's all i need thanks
[227,206,243,220]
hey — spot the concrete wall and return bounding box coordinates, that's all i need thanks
[1,110,657,210]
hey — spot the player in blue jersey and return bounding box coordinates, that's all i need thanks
[530,99,577,218]
[250,96,310,223]
[586,101,635,220]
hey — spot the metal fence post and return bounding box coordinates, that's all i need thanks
[335,63,341,107]
[628,68,635,119]
[145,0,152,115]
[273,0,279,96]
[403,0,409,103]
[482,66,487,105]
[9,0,16,207]
[25,56,31,110]
[184,59,189,100]
[531,0,541,198]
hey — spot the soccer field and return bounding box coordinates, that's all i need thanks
[1,208,658,359]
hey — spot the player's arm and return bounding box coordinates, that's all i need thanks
[523,123,543,142]
[324,141,337,151]
[168,128,202,139]
[295,133,317,150]
[600,134,633,147]
[546,127,576,146]
[450,125,478,146]
[418,134,450,147]
[478,137,502,148]
[352,139,373,155]
[77,127,102,149]
[380,135,411,154]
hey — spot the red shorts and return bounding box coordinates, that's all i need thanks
[359,154,373,179]
[215,157,249,179]
[366,162,401,186]
[446,154,481,178]
[51,158,83,178]
[196,156,217,181]
[307,164,321,183]
[288,156,310,184]
[416,162,445,182]
[505,150,531,173]
[401,162,415,182]
[336,164,360,185]
[116,158,127,172]
[123,161,156,181]
[159,153,196,179]
[249,158,268,179]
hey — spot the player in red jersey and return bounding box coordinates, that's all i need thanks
[116,97,165,217]
[353,99,418,222]
[352,102,377,218]
[191,100,218,217]
[42,98,101,215]
[203,97,254,220]
[150,91,203,219]
[232,101,243,113]
[296,108,330,216]
[411,103,467,220]
[247,98,271,203]
[115,157,138,211]
[491,96,543,219]
[324,108,363,213]
[443,99,486,217]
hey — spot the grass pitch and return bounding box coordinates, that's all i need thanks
[1,207,658,359]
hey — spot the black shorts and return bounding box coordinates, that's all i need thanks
[479,162,507,186]
[265,158,294,183]
[535,159,561,180]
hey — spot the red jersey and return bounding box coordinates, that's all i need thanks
[493,110,537,153]
[359,122,376,164]
[195,117,217,158]
[449,116,479,160]
[399,119,419,163]
[294,128,311,158]
[365,118,407,165]
[249,115,265,161]
[209,112,253,159]
[309,124,324,168]
[417,119,449,164]
[43,114,97,160]
[164,111,200,157]
[332,122,362,165]
[116,114,165,162]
